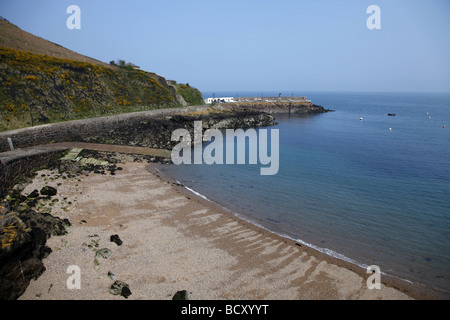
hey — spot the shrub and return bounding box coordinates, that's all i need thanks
[25,75,39,82]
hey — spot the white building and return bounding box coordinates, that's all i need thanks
[204,97,236,104]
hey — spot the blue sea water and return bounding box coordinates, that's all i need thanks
[160,92,450,294]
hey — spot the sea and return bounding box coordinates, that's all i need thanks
[159,91,450,295]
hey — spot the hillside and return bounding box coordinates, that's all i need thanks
[0,18,112,69]
[0,18,204,132]
[171,81,205,106]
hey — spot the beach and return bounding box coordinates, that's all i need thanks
[2,0,448,303]
[15,156,424,300]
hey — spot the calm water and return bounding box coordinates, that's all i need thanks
[160,92,450,294]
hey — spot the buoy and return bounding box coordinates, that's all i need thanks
[444,125,446,128]
[360,117,363,121]
[388,128,392,131]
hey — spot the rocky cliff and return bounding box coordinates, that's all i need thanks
[0,188,71,300]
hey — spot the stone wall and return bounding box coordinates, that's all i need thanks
[0,161,5,195]
[0,106,206,153]
[0,146,68,197]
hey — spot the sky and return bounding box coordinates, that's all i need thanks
[1,0,449,94]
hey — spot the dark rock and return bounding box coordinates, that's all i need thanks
[109,280,132,298]
[24,197,38,208]
[18,210,71,238]
[40,186,57,197]
[27,189,40,198]
[0,214,32,255]
[0,201,11,215]
[110,234,123,246]
[7,190,27,208]
[172,290,191,300]
[95,248,112,259]
[0,209,70,300]
[107,271,116,280]
[15,205,29,213]
[121,286,132,299]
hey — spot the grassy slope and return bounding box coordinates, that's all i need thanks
[0,18,113,69]
[0,47,181,131]
[0,18,204,132]
[173,83,205,106]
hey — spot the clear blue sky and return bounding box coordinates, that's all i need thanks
[1,0,449,93]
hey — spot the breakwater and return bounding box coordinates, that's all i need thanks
[0,106,203,153]
[222,101,331,114]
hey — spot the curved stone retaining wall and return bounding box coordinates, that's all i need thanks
[0,106,205,153]
[0,146,68,197]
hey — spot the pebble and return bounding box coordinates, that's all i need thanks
[110,234,123,246]
[95,248,112,259]
[109,280,132,299]
[172,290,191,300]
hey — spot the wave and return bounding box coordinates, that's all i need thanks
[180,183,420,289]
[181,182,211,202]
[182,183,367,268]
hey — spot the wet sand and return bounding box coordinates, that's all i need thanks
[18,161,424,300]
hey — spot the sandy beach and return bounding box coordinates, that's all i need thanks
[17,158,418,300]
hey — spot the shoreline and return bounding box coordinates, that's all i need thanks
[147,163,448,300]
[15,157,445,300]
